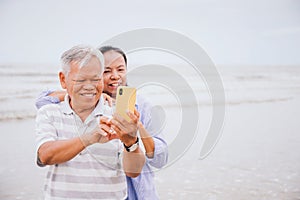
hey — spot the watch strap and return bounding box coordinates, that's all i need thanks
[123,137,139,152]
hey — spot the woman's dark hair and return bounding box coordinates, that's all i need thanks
[98,46,127,66]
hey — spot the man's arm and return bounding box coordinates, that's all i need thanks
[36,106,109,166]
[122,144,146,178]
[38,127,109,165]
[102,110,146,177]
[38,138,85,165]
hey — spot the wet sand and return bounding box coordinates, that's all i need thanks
[1,97,300,199]
[155,97,300,199]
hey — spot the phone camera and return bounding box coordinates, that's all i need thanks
[119,88,123,95]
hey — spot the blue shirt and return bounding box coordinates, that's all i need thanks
[35,90,168,200]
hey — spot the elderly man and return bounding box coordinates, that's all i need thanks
[35,45,145,200]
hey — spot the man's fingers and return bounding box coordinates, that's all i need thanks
[134,108,140,118]
[113,110,139,125]
[100,124,112,135]
[112,113,124,123]
[110,117,126,131]
[100,116,112,125]
[98,124,120,141]
[126,111,138,123]
[97,129,108,137]
[108,133,119,140]
[126,108,140,123]
[111,124,121,135]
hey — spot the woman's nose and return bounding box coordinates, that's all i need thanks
[111,70,119,79]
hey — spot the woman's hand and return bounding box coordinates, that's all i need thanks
[102,93,114,107]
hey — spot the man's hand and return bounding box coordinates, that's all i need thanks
[79,127,109,147]
[110,109,140,147]
[100,116,119,140]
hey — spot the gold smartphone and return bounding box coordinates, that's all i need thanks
[115,86,136,122]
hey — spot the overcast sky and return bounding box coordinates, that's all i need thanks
[0,0,299,66]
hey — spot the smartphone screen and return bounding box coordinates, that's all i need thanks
[115,86,136,122]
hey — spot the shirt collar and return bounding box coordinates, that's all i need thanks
[93,95,105,117]
[62,94,73,115]
[62,94,105,117]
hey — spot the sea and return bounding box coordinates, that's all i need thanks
[1,64,299,121]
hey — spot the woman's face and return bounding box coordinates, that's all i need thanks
[102,50,127,98]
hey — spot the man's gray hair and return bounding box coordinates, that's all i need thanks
[60,45,105,76]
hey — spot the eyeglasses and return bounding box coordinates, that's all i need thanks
[72,78,102,86]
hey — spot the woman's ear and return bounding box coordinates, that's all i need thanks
[59,72,67,89]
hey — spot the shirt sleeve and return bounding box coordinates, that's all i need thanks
[35,89,60,109]
[35,105,58,166]
[138,96,168,169]
[146,135,168,169]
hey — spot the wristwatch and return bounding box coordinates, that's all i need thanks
[123,137,139,152]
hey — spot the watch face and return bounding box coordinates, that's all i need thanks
[128,143,139,152]
[124,138,139,152]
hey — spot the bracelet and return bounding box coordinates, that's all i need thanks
[123,137,139,152]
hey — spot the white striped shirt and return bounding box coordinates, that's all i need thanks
[35,95,127,200]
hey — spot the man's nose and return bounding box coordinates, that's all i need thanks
[82,80,96,89]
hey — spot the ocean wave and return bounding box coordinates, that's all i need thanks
[0,72,56,77]
[0,110,36,121]
[0,95,36,102]
[225,97,293,105]
[0,89,41,101]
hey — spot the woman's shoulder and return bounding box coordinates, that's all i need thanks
[136,94,152,111]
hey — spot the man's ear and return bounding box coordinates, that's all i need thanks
[59,72,67,89]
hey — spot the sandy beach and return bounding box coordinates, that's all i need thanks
[156,96,300,199]
[0,65,300,199]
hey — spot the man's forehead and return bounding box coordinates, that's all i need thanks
[70,60,101,69]
[73,72,102,77]
[70,65,102,77]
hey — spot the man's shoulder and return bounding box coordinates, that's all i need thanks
[37,101,65,115]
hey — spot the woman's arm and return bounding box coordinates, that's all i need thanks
[138,122,155,158]
[35,89,113,109]
[35,89,64,109]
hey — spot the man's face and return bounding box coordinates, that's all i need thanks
[102,50,127,98]
[59,56,103,110]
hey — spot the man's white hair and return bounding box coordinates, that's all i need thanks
[60,45,105,77]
